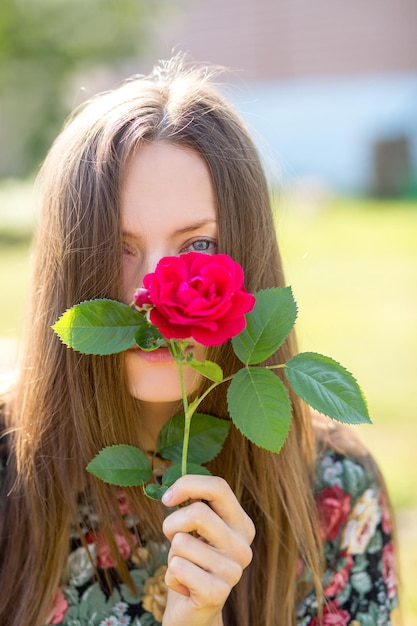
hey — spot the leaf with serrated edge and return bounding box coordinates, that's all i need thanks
[227,367,292,452]
[284,352,371,424]
[86,444,152,486]
[144,483,169,501]
[135,322,166,351]
[232,287,297,365]
[157,413,230,464]
[52,299,145,355]
[187,359,223,382]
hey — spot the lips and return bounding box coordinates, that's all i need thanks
[130,346,173,364]
[129,344,196,364]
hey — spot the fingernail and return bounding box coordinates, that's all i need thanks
[162,487,173,504]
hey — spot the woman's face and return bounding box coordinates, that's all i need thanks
[121,142,218,403]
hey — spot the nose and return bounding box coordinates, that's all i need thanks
[141,249,170,281]
[130,249,170,292]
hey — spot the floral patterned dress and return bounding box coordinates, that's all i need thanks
[296,449,398,625]
[0,443,398,625]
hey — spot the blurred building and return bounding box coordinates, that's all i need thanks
[144,0,417,195]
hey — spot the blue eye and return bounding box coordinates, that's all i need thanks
[181,238,217,254]
[192,240,210,251]
[187,239,217,254]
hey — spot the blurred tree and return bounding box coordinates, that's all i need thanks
[0,0,166,177]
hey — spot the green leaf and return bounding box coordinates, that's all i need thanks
[284,352,371,425]
[232,287,297,365]
[86,444,152,486]
[52,299,145,355]
[162,462,211,485]
[186,358,224,382]
[144,483,169,501]
[227,367,292,452]
[135,320,166,351]
[157,413,231,465]
[143,462,211,501]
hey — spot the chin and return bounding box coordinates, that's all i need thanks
[125,348,202,403]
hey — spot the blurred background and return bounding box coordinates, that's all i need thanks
[1,0,416,622]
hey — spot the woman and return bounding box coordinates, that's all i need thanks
[0,57,398,625]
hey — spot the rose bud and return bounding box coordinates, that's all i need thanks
[133,287,153,309]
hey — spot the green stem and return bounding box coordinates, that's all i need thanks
[170,339,197,478]
[176,357,192,477]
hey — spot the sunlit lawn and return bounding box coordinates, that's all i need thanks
[277,195,417,504]
[1,181,416,623]
[0,179,35,347]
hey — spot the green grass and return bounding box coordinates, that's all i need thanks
[277,196,417,508]
[1,182,416,623]
[0,244,32,337]
[0,178,35,337]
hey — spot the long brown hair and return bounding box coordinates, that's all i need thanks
[0,56,323,625]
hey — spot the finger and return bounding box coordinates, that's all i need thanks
[167,530,248,586]
[163,501,253,568]
[162,474,255,542]
[165,555,232,610]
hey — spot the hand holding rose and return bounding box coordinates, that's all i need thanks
[160,474,255,626]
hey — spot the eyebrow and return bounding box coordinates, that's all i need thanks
[174,219,217,236]
[122,219,217,241]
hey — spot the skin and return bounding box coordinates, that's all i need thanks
[120,142,255,626]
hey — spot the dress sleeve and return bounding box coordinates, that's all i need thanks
[296,450,399,626]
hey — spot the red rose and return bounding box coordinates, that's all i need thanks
[133,287,153,309]
[142,252,256,346]
[316,485,352,542]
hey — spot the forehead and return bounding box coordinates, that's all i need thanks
[120,142,217,231]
